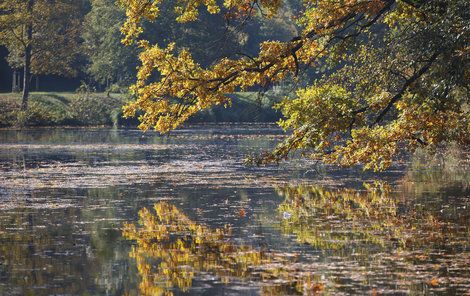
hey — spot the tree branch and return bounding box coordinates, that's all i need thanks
[371,51,441,126]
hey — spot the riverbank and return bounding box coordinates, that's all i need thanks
[0,91,281,128]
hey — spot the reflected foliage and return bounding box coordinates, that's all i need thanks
[276,182,468,251]
[123,202,323,295]
[0,207,89,295]
[1,128,469,295]
[272,181,470,294]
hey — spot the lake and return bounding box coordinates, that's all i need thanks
[0,125,469,295]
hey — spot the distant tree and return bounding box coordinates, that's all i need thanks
[82,0,250,90]
[82,0,139,89]
[139,1,257,68]
[0,0,83,110]
[120,0,469,170]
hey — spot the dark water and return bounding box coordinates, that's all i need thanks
[0,125,468,295]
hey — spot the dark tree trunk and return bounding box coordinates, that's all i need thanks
[12,70,17,93]
[17,71,21,91]
[35,75,39,91]
[106,78,111,97]
[21,0,34,111]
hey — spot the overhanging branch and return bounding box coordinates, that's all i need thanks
[371,51,441,126]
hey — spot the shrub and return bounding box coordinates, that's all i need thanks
[14,101,63,127]
[0,98,63,127]
[106,83,128,95]
[0,98,20,127]
[69,92,122,125]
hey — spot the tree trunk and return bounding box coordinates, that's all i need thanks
[106,78,110,97]
[35,75,39,91]
[21,0,34,111]
[12,70,17,93]
[17,71,21,91]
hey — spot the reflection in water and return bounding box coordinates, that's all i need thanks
[1,128,469,295]
[278,182,401,249]
[274,182,470,294]
[124,180,470,295]
[123,202,323,296]
[277,182,456,250]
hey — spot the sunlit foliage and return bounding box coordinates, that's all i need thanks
[120,0,469,170]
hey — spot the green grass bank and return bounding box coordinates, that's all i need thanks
[0,91,281,128]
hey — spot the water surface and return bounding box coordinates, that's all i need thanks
[0,125,468,295]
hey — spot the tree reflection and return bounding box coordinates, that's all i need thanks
[276,182,462,251]
[123,182,469,295]
[122,202,323,296]
[0,207,92,296]
[273,181,470,294]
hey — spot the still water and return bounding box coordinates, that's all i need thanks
[0,125,468,295]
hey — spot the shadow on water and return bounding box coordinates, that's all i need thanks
[0,126,468,295]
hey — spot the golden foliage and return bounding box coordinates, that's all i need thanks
[120,0,470,170]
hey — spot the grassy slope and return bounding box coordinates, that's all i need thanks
[0,91,123,107]
[0,92,126,127]
[0,91,280,127]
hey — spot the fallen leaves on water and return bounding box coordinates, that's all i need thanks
[428,277,440,287]
[311,283,325,293]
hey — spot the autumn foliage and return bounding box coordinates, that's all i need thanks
[119,0,470,170]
